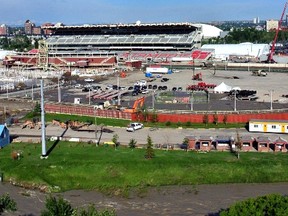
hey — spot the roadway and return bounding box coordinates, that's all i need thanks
[8,123,288,146]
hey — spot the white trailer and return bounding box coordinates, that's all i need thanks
[146,67,169,74]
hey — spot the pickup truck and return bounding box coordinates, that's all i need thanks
[126,122,144,132]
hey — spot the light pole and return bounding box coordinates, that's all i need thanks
[31,79,34,101]
[117,74,121,106]
[6,81,8,99]
[57,75,61,103]
[234,91,237,112]
[270,90,273,110]
[88,87,91,105]
[94,107,98,146]
[190,91,194,111]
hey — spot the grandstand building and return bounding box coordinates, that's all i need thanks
[4,22,214,69]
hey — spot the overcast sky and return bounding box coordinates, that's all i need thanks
[0,0,286,26]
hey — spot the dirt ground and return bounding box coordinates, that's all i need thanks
[2,182,288,216]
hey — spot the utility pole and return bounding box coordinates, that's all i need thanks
[40,79,47,159]
[270,90,273,111]
[234,92,237,112]
[58,75,61,103]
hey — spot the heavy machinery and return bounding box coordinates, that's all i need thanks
[268,2,288,62]
[252,70,267,77]
[124,97,145,113]
[192,72,203,81]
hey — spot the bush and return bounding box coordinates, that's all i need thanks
[0,193,17,214]
[185,121,192,127]
[41,196,116,216]
[76,204,116,216]
[145,135,155,159]
[219,194,288,216]
[41,196,73,216]
[165,121,171,126]
[128,138,137,149]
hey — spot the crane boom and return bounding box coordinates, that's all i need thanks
[268,2,288,62]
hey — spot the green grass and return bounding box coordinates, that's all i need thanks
[24,113,245,129]
[1,142,288,196]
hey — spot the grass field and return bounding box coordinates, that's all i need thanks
[25,113,246,129]
[1,141,288,196]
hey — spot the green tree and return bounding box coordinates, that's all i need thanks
[213,113,218,125]
[234,130,242,159]
[150,111,158,123]
[220,194,288,216]
[203,113,209,126]
[128,138,137,149]
[76,204,116,216]
[145,135,155,159]
[32,101,41,117]
[112,134,119,148]
[0,193,17,214]
[41,195,73,216]
[223,114,228,125]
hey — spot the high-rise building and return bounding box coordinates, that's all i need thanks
[266,20,278,32]
[24,20,35,35]
[0,24,8,35]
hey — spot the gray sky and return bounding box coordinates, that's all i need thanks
[0,0,286,25]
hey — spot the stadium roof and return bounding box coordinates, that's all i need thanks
[42,22,198,30]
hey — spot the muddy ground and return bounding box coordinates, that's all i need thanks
[1,182,288,216]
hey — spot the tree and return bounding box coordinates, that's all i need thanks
[128,138,137,149]
[223,114,228,125]
[112,133,119,148]
[75,204,116,216]
[234,130,242,159]
[203,113,209,126]
[213,113,219,125]
[41,196,115,216]
[41,195,73,216]
[0,193,17,214]
[150,111,158,123]
[145,135,155,159]
[219,194,288,216]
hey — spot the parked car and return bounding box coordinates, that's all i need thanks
[126,122,144,132]
[74,83,83,89]
[161,78,170,82]
[141,89,149,94]
[84,78,94,82]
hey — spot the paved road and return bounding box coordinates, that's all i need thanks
[9,124,288,146]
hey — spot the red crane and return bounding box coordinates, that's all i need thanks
[268,2,288,62]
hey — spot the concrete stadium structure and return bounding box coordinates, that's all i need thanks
[3,22,221,69]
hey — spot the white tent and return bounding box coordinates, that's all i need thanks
[214,82,232,93]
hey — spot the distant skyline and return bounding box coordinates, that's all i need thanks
[1,0,287,26]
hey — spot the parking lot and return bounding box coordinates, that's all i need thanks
[40,68,288,112]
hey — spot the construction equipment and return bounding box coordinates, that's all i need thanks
[252,70,267,77]
[52,119,68,129]
[192,72,203,81]
[21,120,35,129]
[124,97,145,113]
[268,2,288,62]
[94,101,111,110]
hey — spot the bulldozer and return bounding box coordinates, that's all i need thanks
[21,120,35,129]
[192,72,203,81]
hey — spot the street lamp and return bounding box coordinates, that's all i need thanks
[190,91,194,111]
[88,87,91,105]
[270,90,274,111]
[57,75,61,103]
[234,91,237,112]
[117,74,121,106]
[93,107,98,146]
